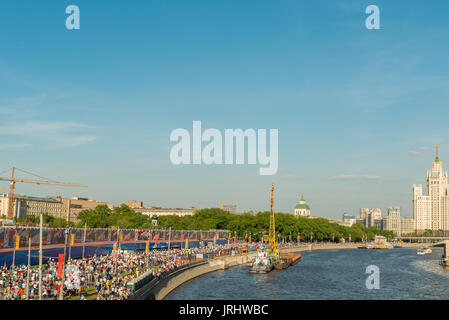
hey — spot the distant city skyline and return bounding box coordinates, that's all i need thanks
[1,1,449,219]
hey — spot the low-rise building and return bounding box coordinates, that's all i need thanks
[1,193,65,220]
[0,193,111,222]
[124,200,144,209]
[220,203,237,214]
[342,213,357,227]
[57,196,112,222]
[134,206,197,218]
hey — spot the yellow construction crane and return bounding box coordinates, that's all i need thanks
[0,167,88,220]
[268,183,279,258]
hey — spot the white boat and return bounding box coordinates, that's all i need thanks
[249,250,273,274]
[417,247,432,255]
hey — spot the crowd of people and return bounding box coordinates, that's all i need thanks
[0,242,258,300]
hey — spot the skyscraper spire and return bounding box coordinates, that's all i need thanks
[436,142,440,162]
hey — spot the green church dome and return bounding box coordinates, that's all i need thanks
[295,194,310,210]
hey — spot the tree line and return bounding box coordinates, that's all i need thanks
[16,206,395,241]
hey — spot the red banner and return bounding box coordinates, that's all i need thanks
[155,235,159,245]
[181,232,184,241]
[57,254,64,278]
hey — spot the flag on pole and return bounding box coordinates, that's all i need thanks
[181,232,184,241]
[185,238,189,249]
[71,234,75,246]
[120,234,123,242]
[153,235,159,248]
[57,254,64,278]
[145,240,149,253]
[15,236,20,250]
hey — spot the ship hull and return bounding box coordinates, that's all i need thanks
[249,265,274,274]
[273,259,290,270]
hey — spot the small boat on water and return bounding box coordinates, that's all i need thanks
[249,250,274,274]
[358,243,374,249]
[417,247,432,255]
[373,244,391,249]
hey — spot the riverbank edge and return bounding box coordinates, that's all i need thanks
[135,243,424,300]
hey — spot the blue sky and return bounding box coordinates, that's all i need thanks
[1,0,449,219]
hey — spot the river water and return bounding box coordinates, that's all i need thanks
[166,247,449,300]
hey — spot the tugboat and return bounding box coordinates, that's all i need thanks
[249,184,302,273]
[249,249,274,273]
[417,247,432,255]
[249,184,281,274]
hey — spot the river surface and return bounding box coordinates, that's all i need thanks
[166,248,449,300]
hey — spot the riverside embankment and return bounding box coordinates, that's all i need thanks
[132,242,422,300]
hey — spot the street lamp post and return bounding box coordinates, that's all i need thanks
[82,223,87,260]
[59,227,69,300]
[12,224,18,268]
[38,212,43,300]
[26,237,31,300]
[168,227,171,250]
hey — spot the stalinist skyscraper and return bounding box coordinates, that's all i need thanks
[413,143,449,232]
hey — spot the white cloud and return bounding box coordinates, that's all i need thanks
[283,174,303,180]
[0,120,100,149]
[0,143,32,150]
[0,108,14,115]
[49,135,100,148]
[408,151,420,156]
[332,174,385,182]
[0,121,90,135]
